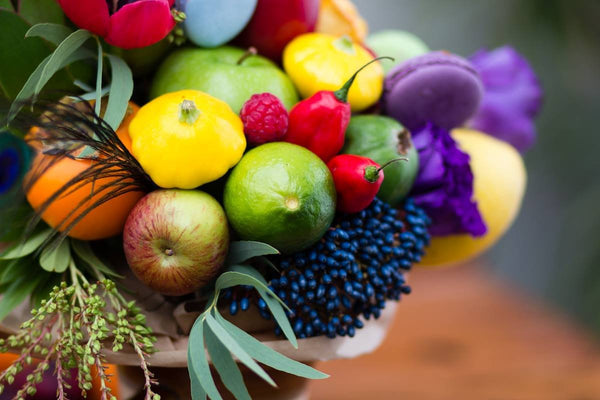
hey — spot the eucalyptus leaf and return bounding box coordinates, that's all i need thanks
[71,240,122,278]
[205,313,276,387]
[77,85,110,101]
[0,274,43,321]
[19,1,65,27]
[214,270,282,308]
[258,290,297,348]
[205,324,251,400]
[215,312,328,380]
[35,29,91,95]
[188,358,207,400]
[104,54,133,130]
[39,239,70,273]
[188,317,222,400]
[228,265,289,310]
[225,241,279,266]
[8,47,90,122]
[0,229,53,259]
[228,265,295,345]
[26,23,73,46]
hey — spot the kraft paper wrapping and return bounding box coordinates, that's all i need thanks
[0,264,399,367]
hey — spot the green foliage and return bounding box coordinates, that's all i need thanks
[187,243,327,399]
[0,278,159,399]
[18,0,65,25]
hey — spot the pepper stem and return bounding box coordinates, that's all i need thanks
[377,157,409,173]
[237,47,257,65]
[363,158,409,183]
[333,56,395,103]
[179,100,200,124]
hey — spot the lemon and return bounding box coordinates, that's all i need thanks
[419,129,527,267]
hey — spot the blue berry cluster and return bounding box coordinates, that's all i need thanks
[223,197,430,339]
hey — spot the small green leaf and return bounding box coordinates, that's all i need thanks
[205,324,251,400]
[226,241,279,266]
[104,54,133,130]
[35,29,91,95]
[215,312,328,380]
[0,274,43,321]
[205,313,276,387]
[19,0,65,26]
[71,240,122,278]
[26,23,73,46]
[39,239,70,273]
[0,229,53,259]
[188,317,222,400]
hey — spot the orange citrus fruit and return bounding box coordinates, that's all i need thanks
[26,103,144,240]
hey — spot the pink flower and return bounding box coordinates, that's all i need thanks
[57,0,176,49]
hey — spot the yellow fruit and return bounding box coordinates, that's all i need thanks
[419,129,527,267]
[283,33,383,112]
[128,90,246,189]
[316,0,369,42]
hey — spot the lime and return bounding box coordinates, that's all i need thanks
[224,142,336,254]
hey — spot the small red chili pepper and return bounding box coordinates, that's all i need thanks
[284,57,392,163]
[328,154,406,213]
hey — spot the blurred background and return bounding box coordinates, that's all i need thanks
[312,0,600,398]
[354,0,600,339]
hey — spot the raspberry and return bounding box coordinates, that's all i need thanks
[240,93,289,146]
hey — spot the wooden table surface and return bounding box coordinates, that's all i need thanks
[310,263,600,400]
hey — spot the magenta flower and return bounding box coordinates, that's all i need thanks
[468,46,543,153]
[57,0,177,49]
[410,124,487,237]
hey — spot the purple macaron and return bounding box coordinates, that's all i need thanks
[383,51,484,132]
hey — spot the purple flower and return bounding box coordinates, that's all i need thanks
[410,124,487,237]
[468,46,543,153]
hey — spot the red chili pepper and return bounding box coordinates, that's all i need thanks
[328,155,406,213]
[284,57,392,163]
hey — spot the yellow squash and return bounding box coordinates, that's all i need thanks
[420,129,527,267]
[283,33,383,112]
[129,90,246,189]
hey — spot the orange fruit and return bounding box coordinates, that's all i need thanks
[25,103,144,240]
[115,102,139,152]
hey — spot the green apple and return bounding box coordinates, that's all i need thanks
[366,30,429,75]
[150,46,299,113]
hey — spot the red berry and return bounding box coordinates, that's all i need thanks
[240,93,289,146]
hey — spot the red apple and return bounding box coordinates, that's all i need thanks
[235,0,321,61]
[123,190,229,296]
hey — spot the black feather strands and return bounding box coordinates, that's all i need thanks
[18,99,155,245]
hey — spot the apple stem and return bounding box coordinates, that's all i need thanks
[333,56,395,103]
[237,47,258,65]
[179,99,201,124]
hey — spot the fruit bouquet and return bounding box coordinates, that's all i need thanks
[0,0,542,398]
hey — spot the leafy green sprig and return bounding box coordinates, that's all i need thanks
[188,242,329,400]
[0,236,159,400]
